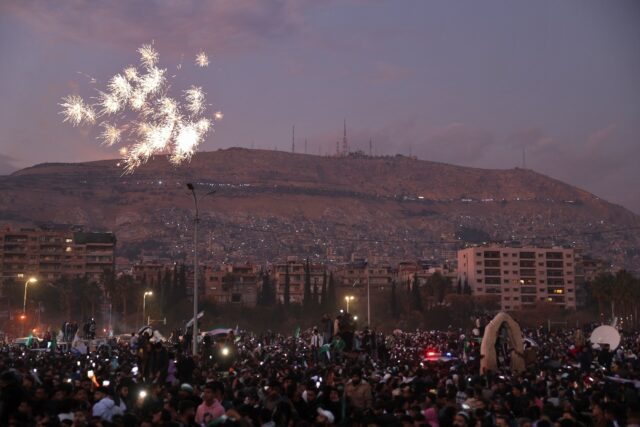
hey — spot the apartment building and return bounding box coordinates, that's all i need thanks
[204,263,259,306]
[334,259,394,293]
[458,246,577,310]
[0,226,116,282]
[272,257,326,304]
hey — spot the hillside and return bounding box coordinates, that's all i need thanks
[1,148,639,269]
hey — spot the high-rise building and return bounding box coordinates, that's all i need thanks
[0,226,116,283]
[457,245,577,310]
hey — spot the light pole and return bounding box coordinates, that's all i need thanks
[345,295,355,313]
[142,291,153,327]
[186,183,215,355]
[366,267,371,327]
[22,277,37,336]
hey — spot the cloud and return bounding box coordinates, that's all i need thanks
[585,123,617,153]
[1,0,316,56]
[0,154,18,175]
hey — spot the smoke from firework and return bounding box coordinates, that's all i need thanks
[59,44,219,173]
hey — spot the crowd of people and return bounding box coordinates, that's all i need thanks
[1,313,639,427]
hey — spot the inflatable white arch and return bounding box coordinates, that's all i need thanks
[480,312,526,374]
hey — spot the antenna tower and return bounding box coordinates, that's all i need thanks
[342,119,348,156]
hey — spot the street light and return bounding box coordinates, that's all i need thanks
[23,277,37,315]
[142,291,153,327]
[186,183,215,355]
[21,277,37,336]
[344,295,355,313]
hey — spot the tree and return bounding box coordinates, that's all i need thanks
[284,263,291,307]
[427,272,451,304]
[327,272,336,309]
[321,270,327,307]
[411,273,423,312]
[591,272,615,318]
[391,279,399,319]
[258,271,276,306]
[303,259,312,308]
[463,279,472,295]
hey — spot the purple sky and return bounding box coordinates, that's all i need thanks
[1,1,639,212]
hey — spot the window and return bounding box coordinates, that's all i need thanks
[476,261,482,266]
[504,297,511,301]
[513,297,519,300]
[476,270,483,274]
[512,262,518,266]
[484,251,500,258]
[485,277,501,285]
[477,279,483,283]
[503,270,509,275]
[485,269,501,276]
[505,306,511,310]
[503,279,509,284]
[520,252,535,259]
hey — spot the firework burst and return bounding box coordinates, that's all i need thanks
[60,45,217,173]
[100,123,122,146]
[195,51,209,67]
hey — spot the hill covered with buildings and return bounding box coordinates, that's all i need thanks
[1,148,639,270]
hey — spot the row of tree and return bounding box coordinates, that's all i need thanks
[588,269,640,323]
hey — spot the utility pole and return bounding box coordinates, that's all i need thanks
[305,138,307,154]
[292,125,295,153]
[369,139,372,157]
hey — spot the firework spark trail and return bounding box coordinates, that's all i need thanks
[184,86,205,116]
[195,51,209,67]
[60,95,96,126]
[60,44,218,173]
[100,123,121,146]
[138,44,159,69]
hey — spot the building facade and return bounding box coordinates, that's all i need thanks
[458,246,577,310]
[0,226,116,282]
[204,263,259,306]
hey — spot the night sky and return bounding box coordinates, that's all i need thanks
[1,1,639,212]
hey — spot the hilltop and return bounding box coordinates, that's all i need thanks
[1,148,639,269]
